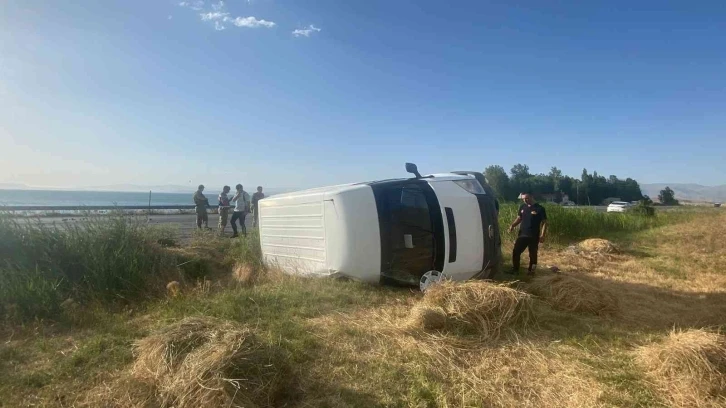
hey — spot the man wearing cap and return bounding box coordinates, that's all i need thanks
[193,185,210,229]
[507,192,547,275]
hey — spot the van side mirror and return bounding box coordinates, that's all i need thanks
[405,163,422,179]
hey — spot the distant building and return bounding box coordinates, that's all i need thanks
[540,193,559,203]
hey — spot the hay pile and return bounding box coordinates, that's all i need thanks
[130,317,284,408]
[528,274,619,315]
[82,374,159,408]
[576,238,619,254]
[232,262,256,285]
[232,263,284,287]
[462,343,604,407]
[405,304,448,331]
[165,281,181,297]
[407,281,534,338]
[636,329,726,407]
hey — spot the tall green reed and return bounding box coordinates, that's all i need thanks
[0,213,177,321]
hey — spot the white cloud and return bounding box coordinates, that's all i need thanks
[292,25,321,37]
[179,0,275,31]
[230,16,276,28]
[179,1,205,11]
[200,11,229,21]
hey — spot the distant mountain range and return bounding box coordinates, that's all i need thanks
[640,183,726,203]
[0,183,35,190]
[0,183,192,193]
[82,184,194,193]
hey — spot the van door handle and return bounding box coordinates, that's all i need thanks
[489,225,494,239]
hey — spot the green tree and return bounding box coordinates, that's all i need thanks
[510,164,531,196]
[559,176,574,201]
[510,164,530,181]
[579,168,591,205]
[549,167,563,191]
[480,163,644,206]
[658,186,679,205]
[483,165,510,200]
[618,178,644,202]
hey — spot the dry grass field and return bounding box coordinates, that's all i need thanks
[1,208,725,407]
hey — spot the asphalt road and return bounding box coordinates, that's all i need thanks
[148,213,256,240]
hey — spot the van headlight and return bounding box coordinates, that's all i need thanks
[454,179,486,194]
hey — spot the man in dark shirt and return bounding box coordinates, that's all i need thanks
[193,184,210,229]
[507,192,548,275]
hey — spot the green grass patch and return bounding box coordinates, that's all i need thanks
[498,203,690,245]
[0,213,180,321]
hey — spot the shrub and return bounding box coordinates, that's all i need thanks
[631,201,656,216]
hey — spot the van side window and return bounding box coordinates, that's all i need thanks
[399,186,432,232]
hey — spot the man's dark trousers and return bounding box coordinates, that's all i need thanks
[512,236,539,272]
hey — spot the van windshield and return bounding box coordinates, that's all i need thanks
[377,183,436,284]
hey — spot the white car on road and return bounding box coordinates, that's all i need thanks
[607,201,633,213]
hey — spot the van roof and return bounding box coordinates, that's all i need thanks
[266,173,476,200]
[426,173,477,182]
[365,173,473,185]
[264,183,368,199]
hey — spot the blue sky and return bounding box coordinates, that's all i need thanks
[1,0,725,190]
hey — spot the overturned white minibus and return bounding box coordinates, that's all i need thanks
[257,164,502,286]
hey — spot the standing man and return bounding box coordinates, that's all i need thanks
[193,185,209,229]
[218,185,232,234]
[251,186,265,228]
[508,192,547,275]
[230,184,250,238]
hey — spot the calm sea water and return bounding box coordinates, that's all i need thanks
[0,189,221,207]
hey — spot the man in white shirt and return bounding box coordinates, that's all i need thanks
[230,184,251,237]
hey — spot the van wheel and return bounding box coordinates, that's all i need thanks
[420,270,445,292]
